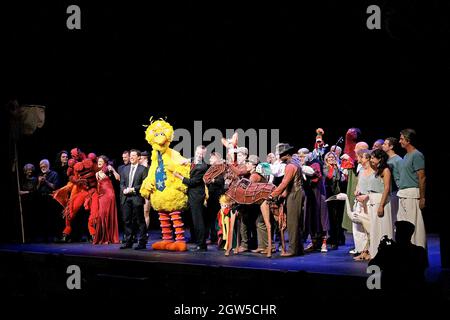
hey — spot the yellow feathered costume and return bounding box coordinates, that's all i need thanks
[140,119,190,251]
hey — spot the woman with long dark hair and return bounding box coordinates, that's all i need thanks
[323,152,342,250]
[94,155,120,244]
[368,149,393,258]
[54,150,69,188]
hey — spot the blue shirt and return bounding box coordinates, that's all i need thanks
[368,173,385,194]
[399,150,425,189]
[387,154,402,192]
[357,169,371,195]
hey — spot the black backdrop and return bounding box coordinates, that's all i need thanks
[1,0,449,266]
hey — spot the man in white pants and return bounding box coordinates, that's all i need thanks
[397,129,427,249]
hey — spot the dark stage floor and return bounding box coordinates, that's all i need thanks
[0,231,448,318]
[0,231,443,279]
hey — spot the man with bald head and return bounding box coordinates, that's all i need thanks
[372,139,384,150]
[355,142,369,150]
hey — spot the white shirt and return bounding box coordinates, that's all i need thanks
[128,164,137,188]
[270,160,286,178]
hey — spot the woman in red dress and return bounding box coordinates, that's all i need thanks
[94,155,120,244]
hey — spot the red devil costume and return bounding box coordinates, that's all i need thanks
[54,149,99,242]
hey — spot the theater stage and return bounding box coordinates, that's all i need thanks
[0,232,446,316]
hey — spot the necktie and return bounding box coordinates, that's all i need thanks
[155,152,166,191]
[128,165,136,188]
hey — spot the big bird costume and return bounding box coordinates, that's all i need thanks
[140,119,190,251]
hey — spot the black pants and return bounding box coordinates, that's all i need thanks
[122,197,147,246]
[205,194,220,243]
[22,195,37,242]
[239,205,258,250]
[36,194,61,242]
[189,197,206,247]
[327,200,344,246]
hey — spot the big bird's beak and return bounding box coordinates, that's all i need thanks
[154,134,167,145]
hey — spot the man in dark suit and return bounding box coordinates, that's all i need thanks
[174,145,208,251]
[117,150,130,243]
[119,149,149,250]
[118,150,130,177]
